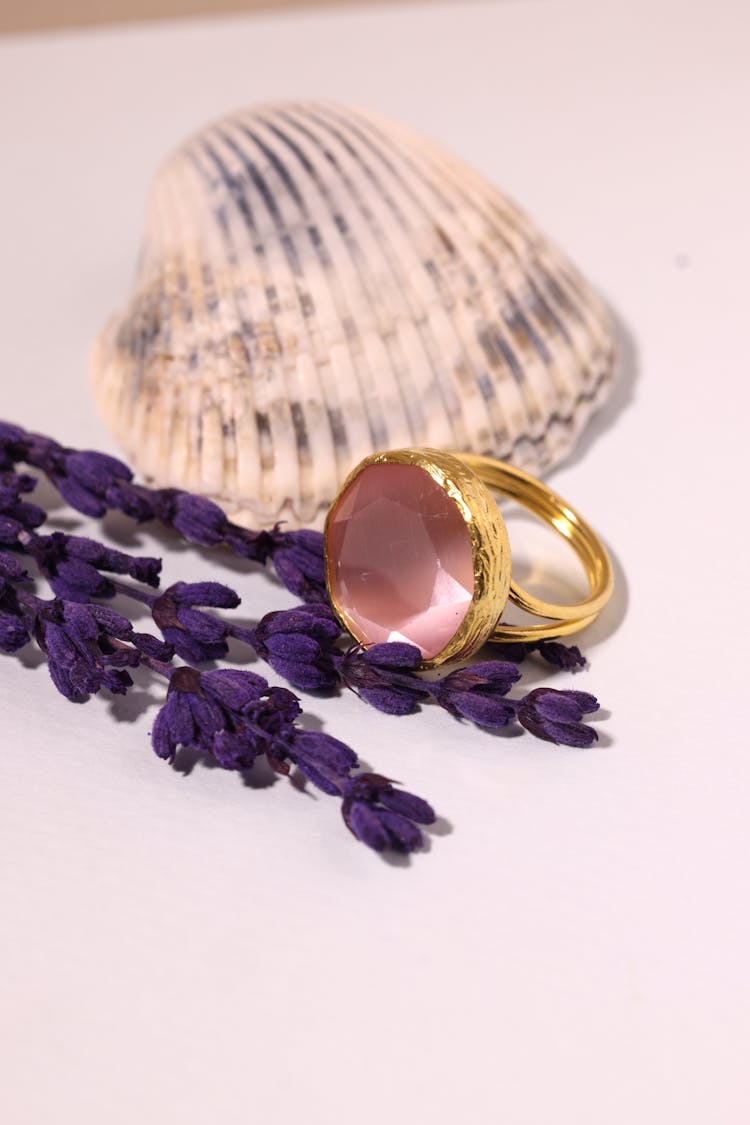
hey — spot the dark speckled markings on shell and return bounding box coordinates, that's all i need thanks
[90,100,616,530]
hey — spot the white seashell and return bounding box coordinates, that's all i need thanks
[91,101,616,528]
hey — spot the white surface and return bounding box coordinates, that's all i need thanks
[1,1,749,1122]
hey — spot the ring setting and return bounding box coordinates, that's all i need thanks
[324,448,613,668]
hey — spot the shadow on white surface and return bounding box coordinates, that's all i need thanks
[108,683,164,723]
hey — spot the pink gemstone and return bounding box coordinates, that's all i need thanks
[326,462,475,659]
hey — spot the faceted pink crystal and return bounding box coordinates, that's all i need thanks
[326,462,475,659]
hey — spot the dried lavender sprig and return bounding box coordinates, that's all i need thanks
[336,641,601,745]
[489,637,587,672]
[249,606,600,745]
[0,421,327,603]
[22,531,598,746]
[2,441,603,745]
[0,549,435,853]
[13,512,600,745]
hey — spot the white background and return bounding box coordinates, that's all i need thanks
[1,1,749,1121]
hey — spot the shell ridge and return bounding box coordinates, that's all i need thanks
[348,107,557,443]
[216,120,334,514]
[411,132,615,408]
[385,121,614,458]
[325,103,516,453]
[198,132,299,514]
[245,110,396,462]
[309,103,488,451]
[272,103,435,447]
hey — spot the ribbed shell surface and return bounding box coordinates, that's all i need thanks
[91,101,616,527]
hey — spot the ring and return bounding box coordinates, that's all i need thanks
[324,448,613,668]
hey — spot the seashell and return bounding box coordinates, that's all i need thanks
[91,101,616,529]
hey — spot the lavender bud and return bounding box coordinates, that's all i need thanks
[536,640,587,671]
[339,642,429,716]
[0,471,36,507]
[271,529,327,602]
[152,689,194,760]
[433,660,521,727]
[55,476,109,518]
[0,551,27,580]
[131,632,174,661]
[290,730,359,794]
[100,668,134,695]
[0,422,25,446]
[87,604,135,638]
[171,494,228,546]
[104,482,156,522]
[63,535,161,587]
[259,604,341,640]
[377,787,436,824]
[517,687,600,747]
[48,558,115,602]
[175,607,228,645]
[152,583,234,663]
[361,642,422,670]
[0,612,31,652]
[199,668,269,712]
[211,730,260,771]
[0,510,44,544]
[65,450,133,493]
[491,637,587,671]
[341,772,436,853]
[253,605,340,691]
[170,581,240,609]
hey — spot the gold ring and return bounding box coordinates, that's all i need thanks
[324,448,613,668]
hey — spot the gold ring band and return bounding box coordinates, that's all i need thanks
[455,453,614,640]
[324,448,613,667]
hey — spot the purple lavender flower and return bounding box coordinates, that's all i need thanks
[22,531,161,603]
[517,687,600,747]
[0,612,29,652]
[0,551,32,652]
[0,470,46,543]
[341,773,436,853]
[53,449,134,518]
[151,664,302,769]
[150,668,434,852]
[0,423,26,469]
[0,551,28,581]
[270,528,327,603]
[82,601,174,663]
[285,730,359,794]
[433,660,521,728]
[491,637,587,672]
[250,603,341,690]
[0,470,36,505]
[103,480,159,523]
[535,640,587,671]
[35,599,137,701]
[0,423,332,601]
[172,666,348,785]
[60,535,161,587]
[155,667,251,762]
[151,581,239,663]
[168,493,228,547]
[339,642,430,715]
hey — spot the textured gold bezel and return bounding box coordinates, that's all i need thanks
[323,447,511,669]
